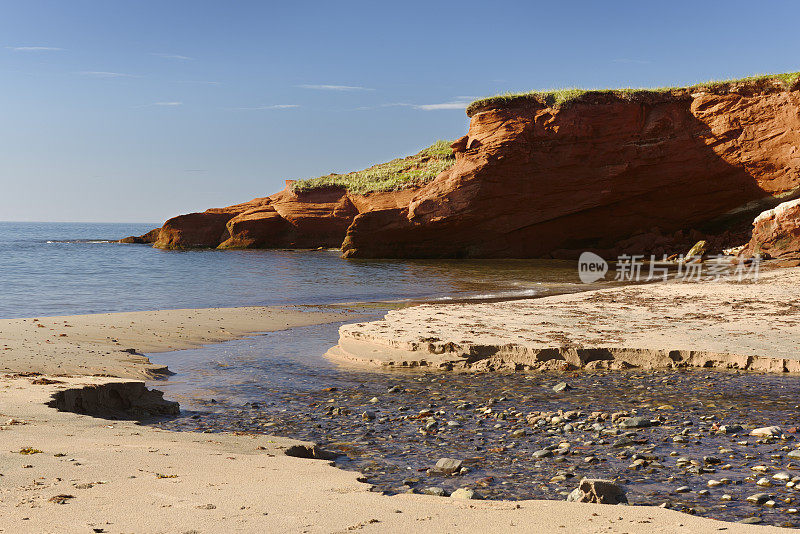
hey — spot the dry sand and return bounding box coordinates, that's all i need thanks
[0,303,792,532]
[330,267,800,373]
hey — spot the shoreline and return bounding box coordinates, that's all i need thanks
[0,306,348,379]
[328,267,800,374]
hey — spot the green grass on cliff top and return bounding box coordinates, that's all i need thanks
[466,71,800,116]
[291,140,455,195]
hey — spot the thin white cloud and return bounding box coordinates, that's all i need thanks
[7,46,64,51]
[176,80,220,85]
[135,101,183,108]
[353,100,470,111]
[298,84,373,91]
[80,71,139,78]
[228,104,300,110]
[612,58,651,65]
[414,100,470,111]
[152,53,193,60]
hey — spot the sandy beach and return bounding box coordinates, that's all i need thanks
[329,267,800,373]
[0,297,795,531]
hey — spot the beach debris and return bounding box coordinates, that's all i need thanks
[566,478,627,504]
[156,473,178,479]
[19,447,43,455]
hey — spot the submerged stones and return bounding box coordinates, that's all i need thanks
[158,368,800,527]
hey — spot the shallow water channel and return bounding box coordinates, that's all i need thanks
[150,318,800,528]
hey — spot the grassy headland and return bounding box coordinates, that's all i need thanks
[466,71,800,116]
[291,140,454,195]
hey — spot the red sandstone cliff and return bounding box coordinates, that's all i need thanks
[342,81,800,258]
[126,78,800,258]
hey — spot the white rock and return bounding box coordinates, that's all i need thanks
[750,426,782,437]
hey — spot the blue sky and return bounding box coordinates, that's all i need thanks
[1,0,798,223]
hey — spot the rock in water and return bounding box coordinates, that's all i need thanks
[566,478,628,504]
[619,416,652,428]
[787,450,800,460]
[750,426,781,437]
[552,382,572,393]
[434,458,463,474]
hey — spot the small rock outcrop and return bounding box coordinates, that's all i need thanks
[566,478,628,504]
[742,198,800,260]
[48,381,179,420]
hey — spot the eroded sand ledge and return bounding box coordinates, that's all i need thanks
[329,267,800,373]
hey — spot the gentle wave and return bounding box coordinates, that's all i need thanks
[46,239,113,244]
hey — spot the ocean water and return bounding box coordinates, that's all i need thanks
[0,221,592,319]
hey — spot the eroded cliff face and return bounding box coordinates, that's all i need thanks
[129,80,800,257]
[342,83,800,258]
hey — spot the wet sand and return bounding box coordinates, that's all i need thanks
[0,306,346,378]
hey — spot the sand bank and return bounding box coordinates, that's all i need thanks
[329,267,800,373]
[0,306,346,379]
